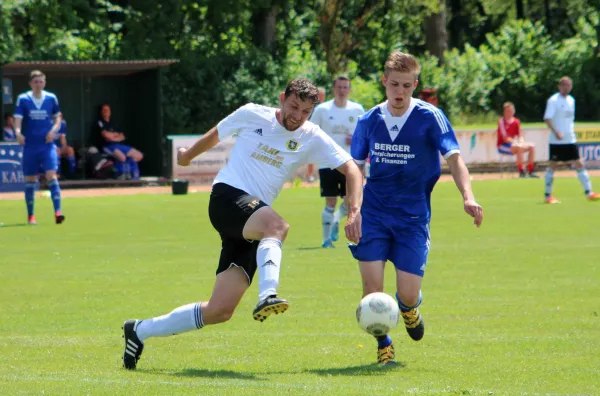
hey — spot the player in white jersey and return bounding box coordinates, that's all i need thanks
[310,76,365,247]
[543,76,599,203]
[121,78,364,370]
[350,52,483,365]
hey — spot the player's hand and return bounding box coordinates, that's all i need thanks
[16,134,25,145]
[45,130,55,143]
[555,131,564,140]
[177,148,191,166]
[464,200,483,228]
[345,210,362,244]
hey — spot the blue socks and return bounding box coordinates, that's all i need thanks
[396,291,423,313]
[66,156,76,174]
[25,181,37,217]
[127,158,140,180]
[376,334,392,348]
[48,179,61,213]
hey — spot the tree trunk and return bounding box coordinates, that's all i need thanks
[447,0,463,49]
[252,2,280,53]
[424,0,447,65]
[515,0,525,19]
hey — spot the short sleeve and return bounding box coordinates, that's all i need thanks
[306,128,351,169]
[309,105,324,127]
[217,104,254,140]
[543,99,555,120]
[51,95,60,116]
[429,108,460,159]
[14,95,25,118]
[350,117,369,164]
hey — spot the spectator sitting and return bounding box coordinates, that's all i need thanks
[3,113,16,141]
[54,119,76,176]
[93,104,143,180]
[497,102,539,178]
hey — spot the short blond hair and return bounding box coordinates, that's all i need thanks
[384,52,421,78]
[29,70,45,81]
[503,102,514,109]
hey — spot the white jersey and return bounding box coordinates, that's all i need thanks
[309,99,365,159]
[543,93,576,144]
[214,103,351,205]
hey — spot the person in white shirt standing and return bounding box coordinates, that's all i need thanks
[543,76,599,204]
[120,78,364,370]
[310,76,365,248]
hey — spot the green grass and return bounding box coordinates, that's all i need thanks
[1,178,599,395]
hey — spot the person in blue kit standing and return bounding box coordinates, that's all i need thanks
[349,52,483,365]
[13,70,65,225]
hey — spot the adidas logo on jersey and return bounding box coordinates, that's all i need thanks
[390,125,399,132]
[253,128,263,136]
[328,116,334,120]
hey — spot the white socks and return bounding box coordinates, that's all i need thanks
[135,302,204,342]
[544,169,554,196]
[322,206,335,242]
[333,202,348,224]
[257,238,283,301]
[577,169,592,194]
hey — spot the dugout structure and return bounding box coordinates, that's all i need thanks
[1,60,178,178]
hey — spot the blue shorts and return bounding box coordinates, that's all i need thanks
[22,145,58,176]
[349,213,430,277]
[498,143,513,155]
[104,143,132,156]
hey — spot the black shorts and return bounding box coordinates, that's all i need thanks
[319,168,346,197]
[549,144,580,162]
[208,183,269,284]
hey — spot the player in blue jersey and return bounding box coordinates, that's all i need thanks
[13,70,65,225]
[350,52,483,365]
[54,119,77,176]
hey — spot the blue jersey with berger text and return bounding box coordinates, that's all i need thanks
[351,99,460,223]
[13,90,61,147]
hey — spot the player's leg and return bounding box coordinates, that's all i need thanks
[349,212,395,365]
[123,265,250,370]
[209,182,289,321]
[109,146,128,179]
[306,163,315,182]
[42,148,64,224]
[22,148,39,224]
[510,145,526,177]
[572,156,599,201]
[319,168,338,247]
[126,147,143,180]
[61,145,76,175]
[330,171,348,242]
[545,145,561,203]
[525,143,538,177]
[390,223,429,342]
[242,206,290,320]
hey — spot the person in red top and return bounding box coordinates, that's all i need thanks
[497,102,538,178]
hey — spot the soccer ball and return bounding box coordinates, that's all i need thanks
[356,292,400,336]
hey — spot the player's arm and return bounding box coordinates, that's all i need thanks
[433,110,482,227]
[543,100,563,140]
[446,154,483,227]
[336,159,363,215]
[46,112,63,143]
[177,127,220,166]
[60,134,67,146]
[350,117,369,177]
[13,116,24,144]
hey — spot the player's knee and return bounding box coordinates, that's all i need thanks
[66,146,75,156]
[397,290,419,307]
[362,279,383,296]
[266,218,290,240]
[134,151,143,162]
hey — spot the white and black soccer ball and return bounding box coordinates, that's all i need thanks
[356,292,400,336]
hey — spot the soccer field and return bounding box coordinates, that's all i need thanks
[1,178,599,395]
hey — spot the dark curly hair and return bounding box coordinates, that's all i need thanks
[283,78,320,104]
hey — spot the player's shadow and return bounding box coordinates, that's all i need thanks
[306,361,405,376]
[138,368,265,381]
[296,246,323,250]
[0,223,29,228]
